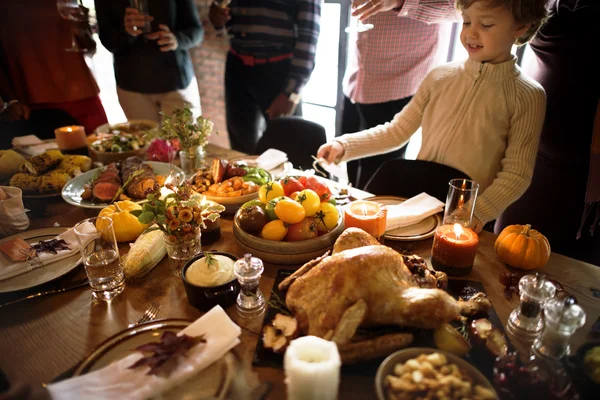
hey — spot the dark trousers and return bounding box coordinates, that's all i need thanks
[225,53,301,154]
[339,95,411,189]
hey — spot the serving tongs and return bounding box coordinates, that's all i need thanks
[0,277,89,308]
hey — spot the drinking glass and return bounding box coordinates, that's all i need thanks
[56,0,87,52]
[345,0,374,33]
[129,0,152,34]
[74,217,125,301]
[213,0,233,39]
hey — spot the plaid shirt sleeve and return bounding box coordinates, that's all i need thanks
[400,0,460,24]
[285,0,322,95]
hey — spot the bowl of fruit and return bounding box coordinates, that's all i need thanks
[232,175,344,265]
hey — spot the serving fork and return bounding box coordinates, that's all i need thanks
[128,302,160,328]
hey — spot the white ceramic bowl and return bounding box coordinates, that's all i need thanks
[375,348,498,400]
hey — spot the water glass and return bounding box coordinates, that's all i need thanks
[129,0,152,33]
[74,217,125,301]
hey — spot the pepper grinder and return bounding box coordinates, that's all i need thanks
[507,273,556,342]
[234,253,265,318]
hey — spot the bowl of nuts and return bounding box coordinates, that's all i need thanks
[375,348,497,400]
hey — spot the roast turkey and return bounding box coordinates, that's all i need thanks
[284,228,461,338]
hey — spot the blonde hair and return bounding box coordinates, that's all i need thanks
[455,0,550,45]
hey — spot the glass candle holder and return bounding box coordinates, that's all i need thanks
[431,179,480,276]
[54,125,89,156]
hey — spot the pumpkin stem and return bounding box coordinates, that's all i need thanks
[522,224,531,236]
[114,202,122,213]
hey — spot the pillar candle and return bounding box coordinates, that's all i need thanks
[284,336,341,400]
[343,200,387,239]
[54,126,87,151]
[431,223,479,276]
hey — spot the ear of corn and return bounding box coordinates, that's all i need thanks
[20,150,63,175]
[122,229,166,279]
[9,173,41,192]
[59,155,92,173]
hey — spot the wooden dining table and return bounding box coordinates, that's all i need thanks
[0,144,599,399]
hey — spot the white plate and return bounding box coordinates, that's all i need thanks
[73,319,234,400]
[61,162,185,209]
[365,196,441,241]
[0,228,82,293]
[228,155,286,177]
[94,119,158,134]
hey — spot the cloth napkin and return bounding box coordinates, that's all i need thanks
[385,192,445,231]
[0,222,91,282]
[12,135,43,147]
[47,305,242,400]
[256,148,288,171]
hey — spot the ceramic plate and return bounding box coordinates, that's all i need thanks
[365,196,441,241]
[0,227,82,293]
[73,319,234,399]
[94,119,158,134]
[229,155,287,177]
[61,162,185,209]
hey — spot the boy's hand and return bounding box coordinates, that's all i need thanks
[352,0,406,21]
[266,93,295,119]
[209,3,230,28]
[317,141,345,164]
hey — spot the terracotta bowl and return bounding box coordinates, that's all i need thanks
[232,208,344,265]
[88,144,150,165]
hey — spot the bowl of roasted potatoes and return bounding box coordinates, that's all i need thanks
[375,348,497,400]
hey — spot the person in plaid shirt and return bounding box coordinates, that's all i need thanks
[209,0,321,154]
[340,0,458,189]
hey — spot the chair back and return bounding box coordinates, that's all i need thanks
[363,159,471,202]
[255,117,327,171]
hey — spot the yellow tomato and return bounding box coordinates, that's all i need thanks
[261,220,288,241]
[315,202,339,232]
[295,189,320,217]
[258,182,285,204]
[274,198,306,224]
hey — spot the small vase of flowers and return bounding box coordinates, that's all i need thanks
[156,107,216,176]
[130,181,225,274]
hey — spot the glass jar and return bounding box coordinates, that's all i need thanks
[179,145,206,177]
[163,229,202,276]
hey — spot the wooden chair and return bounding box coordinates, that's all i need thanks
[255,117,327,171]
[363,159,471,202]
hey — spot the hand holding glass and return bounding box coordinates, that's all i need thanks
[56,0,88,52]
[74,217,125,301]
[345,0,374,33]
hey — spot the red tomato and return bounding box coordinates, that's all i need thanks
[297,176,308,187]
[281,176,306,197]
[285,218,318,242]
[305,176,332,202]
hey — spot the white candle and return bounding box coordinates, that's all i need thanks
[284,336,341,400]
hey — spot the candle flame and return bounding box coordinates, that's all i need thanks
[360,205,369,216]
[66,127,73,132]
[453,223,465,240]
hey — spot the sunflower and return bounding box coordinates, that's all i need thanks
[178,207,193,223]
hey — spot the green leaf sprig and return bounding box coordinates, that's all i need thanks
[152,107,216,153]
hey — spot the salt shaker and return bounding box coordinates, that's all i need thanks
[507,273,556,341]
[234,253,265,318]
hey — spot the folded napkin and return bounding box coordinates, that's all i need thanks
[0,222,91,282]
[47,305,242,400]
[386,192,445,231]
[256,148,288,171]
[12,135,43,147]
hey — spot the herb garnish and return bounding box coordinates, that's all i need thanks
[203,251,217,269]
[111,169,146,203]
[128,331,206,376]
[267,290,292,316]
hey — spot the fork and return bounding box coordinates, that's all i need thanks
[128,302,160,328]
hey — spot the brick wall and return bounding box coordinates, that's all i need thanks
[192,1,230,149]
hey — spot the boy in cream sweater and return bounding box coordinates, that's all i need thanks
[318,0,549,231]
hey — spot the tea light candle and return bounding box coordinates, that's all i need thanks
[431,223,479,276]
[344,200,387,239]
[54,126,87,152]
[284,336,341,400]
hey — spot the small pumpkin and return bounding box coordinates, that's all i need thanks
[494,224,551,270]
[98,201,149,242]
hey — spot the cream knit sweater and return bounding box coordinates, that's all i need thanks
[337,57,546,224]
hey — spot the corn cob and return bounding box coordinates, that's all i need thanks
[39,170,71,192]
[59,155,92,173]
[20,150,63,175]
[0,150,26,180]
[10,173,41,193]
[122,229,167,279]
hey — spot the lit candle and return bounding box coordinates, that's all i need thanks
[431,223,479,276]
[284,336,341,400]
[343,200,387,239]
[54,125,88,155]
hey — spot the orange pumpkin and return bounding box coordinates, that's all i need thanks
[494,224,551,270]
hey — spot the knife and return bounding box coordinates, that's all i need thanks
[0,278,89,308]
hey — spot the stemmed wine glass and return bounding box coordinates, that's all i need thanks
[345,0,374,33]
[56,0,87,52]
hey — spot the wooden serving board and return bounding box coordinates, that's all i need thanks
[253,269,512,381]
